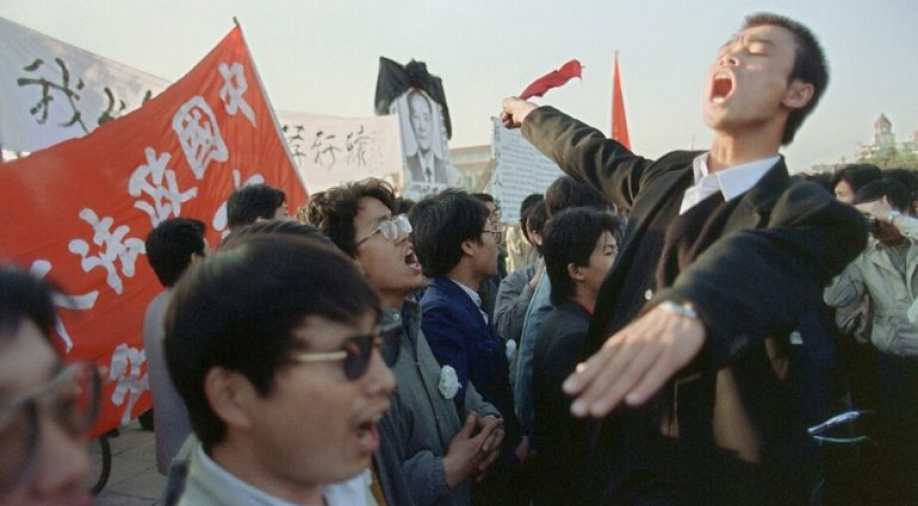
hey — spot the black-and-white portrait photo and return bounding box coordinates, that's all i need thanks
[392,88,450,186]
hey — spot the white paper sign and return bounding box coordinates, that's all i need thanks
[277,111,403,193]
[0,16,169,153]
[488,118,563,224]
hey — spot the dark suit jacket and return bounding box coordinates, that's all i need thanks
[532,302,592,506]
[521,107,867,505]
[421,278,518,432]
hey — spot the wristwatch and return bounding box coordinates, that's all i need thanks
[656,300,699,321]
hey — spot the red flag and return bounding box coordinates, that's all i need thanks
[611,52,631,150]
[519,59,582,100]
[0,26,307,435]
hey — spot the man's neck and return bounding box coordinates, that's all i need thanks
[210,442,325,506]
[379,290,411,311]
[707,126,782,173]
[570,287,596,315]
[448,262,484,293]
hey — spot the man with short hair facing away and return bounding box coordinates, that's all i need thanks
[314,179,504,506]
[226,183,290,231]
[143,218,207,476]
[164,235,397,506]
[502,12,866,504]
[0,266,99,506]
[530,208,621,506]
[410,190,524,504]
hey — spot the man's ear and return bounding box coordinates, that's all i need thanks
[567,262,586,282]
[460,238,478,257]
[203,367,257,434]
[782,80,815,110]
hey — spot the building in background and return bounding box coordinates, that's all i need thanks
[450,144,494,193]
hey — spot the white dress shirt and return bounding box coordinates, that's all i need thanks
[451,278,490,325]
[196,445,375,506]
[679,153,780,215]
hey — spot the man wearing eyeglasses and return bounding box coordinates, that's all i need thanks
[315,179,504,506]
[0,266,99,506]
[164,235,397,506]
[410,189,526,505]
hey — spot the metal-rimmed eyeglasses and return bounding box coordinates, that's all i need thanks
[355,214,413,247]
[0,361,101,493]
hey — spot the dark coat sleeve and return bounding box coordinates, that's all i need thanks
[520,106,656,212]
[653,182,868,368]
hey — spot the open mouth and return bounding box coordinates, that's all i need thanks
[355,416,381,453]
[404,249,422,273]
[710,74,734,104]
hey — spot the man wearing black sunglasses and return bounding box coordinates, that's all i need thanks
[316,178,504,506]
[165,235,396,506]
[0,265,99,506]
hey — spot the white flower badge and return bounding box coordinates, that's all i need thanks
[438,365,460,400]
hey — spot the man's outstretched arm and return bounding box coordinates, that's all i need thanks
[563,182,868,417]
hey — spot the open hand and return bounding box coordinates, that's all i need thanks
[562,304,706,418]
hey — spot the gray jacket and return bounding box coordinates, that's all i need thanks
[825,214,918,356]
[494,262,538,344]
[377,300,499,506]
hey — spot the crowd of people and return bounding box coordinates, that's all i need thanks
[2,11,917,506]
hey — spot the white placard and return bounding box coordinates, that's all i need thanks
[488,118,563,223]
[277,111,404,193]
[0,16,169,153]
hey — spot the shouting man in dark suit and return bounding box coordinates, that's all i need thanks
[501,12,867,506]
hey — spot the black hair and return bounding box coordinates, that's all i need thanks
[855,177,911,213]
[831,164,882,194]
[803,172,834,193]
[311,178,397,257]
[884,168,918,200]
[526,200,550,253]
[543,208,622,306]
[145,218,206,287]
[394,197,417,215]
[226,184,287,229]
[0,265,57,339]
[164,235,380,452]
[545,176,608,217]
[742,13,829,145]
[303,191,327,226]
[409,189,490,278]
[519,194,544,242]
[222,219,333,249]
[471,193,493,203]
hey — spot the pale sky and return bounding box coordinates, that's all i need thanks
[2,0,916,172]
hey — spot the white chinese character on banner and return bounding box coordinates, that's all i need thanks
[68,209,146,295]
[128,147,199,227]
[29,259,98,353]
[109,343,149,425]
[218,62,256,127]
[212,169,265,238]
[172,96,229,180]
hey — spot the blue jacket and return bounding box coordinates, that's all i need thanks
[421,277,517,432]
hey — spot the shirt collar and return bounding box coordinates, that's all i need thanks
[196,445,302,506]
[450,278,483,309]
[195,446,367,506]
[692,152,781,202]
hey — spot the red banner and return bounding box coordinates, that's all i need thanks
[0,26,307,434]
[611,53,631,150]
